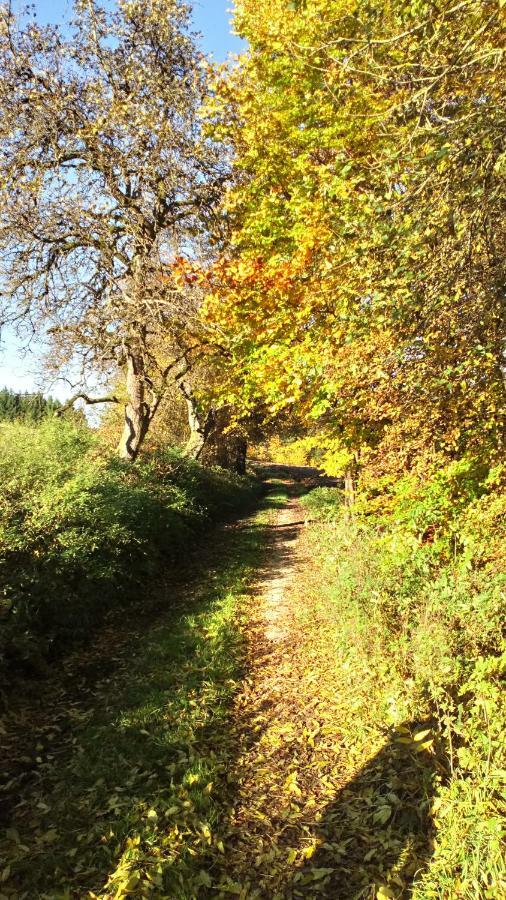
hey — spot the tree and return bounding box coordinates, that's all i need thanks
[0,0,224,460]
[206,0,506,484]
[0,387,67,422]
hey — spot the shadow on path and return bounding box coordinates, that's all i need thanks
[286,724,437,899]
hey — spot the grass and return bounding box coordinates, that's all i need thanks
[3,472,502,898]
[0,492,282,900]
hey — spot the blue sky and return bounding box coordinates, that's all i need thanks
[10,0,244,60]
[0,0,244,399]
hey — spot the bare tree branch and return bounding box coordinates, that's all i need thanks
[54,392,119,417]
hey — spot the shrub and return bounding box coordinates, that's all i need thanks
[302,486,343,521]
[0,421,258,674]
[301,463,506,896]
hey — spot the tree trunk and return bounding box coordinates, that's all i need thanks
[233,437,247,475]
[344,468,355,511]
[179,380,216,460]
[117,353,151,462]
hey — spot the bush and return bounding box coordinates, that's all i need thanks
[301,463,506,896]
[0,421,258,674]
[302,486,343,521]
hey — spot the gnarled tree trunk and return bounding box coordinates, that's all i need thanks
[179,380,216,460]
[117,353,151,462]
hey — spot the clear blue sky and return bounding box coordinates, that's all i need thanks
[0,0,244,399]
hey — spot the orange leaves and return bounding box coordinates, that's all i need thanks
[168,257,210,289]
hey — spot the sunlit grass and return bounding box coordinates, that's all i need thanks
[298,494,506,900]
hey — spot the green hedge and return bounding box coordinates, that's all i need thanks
[0,421,258,674]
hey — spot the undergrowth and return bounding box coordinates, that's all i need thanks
[0,420,259,676]
[0,492,278,898]
[301,461,506,899]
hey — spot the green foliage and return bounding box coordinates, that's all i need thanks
[0,493,273,897]
[0,387,62,422]
[303,486,344,521]
[300,468,506,897]
[0,421,258,673]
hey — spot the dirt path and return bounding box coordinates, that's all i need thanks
[214,480,435,900]
[258,493,305,643]
[217,486,353,898]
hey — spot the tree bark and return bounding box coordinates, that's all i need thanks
[117,353,151,462]
[344,468,355,511]
[179,380,216,460]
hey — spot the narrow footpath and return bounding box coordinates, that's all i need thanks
[219,484,352,897]
[215,476,434,899]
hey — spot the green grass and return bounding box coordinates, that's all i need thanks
[0,496,278,900]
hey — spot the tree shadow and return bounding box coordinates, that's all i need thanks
[285,723,437,899]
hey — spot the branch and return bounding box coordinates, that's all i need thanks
[54,392,119,416]
[161,343,203,380]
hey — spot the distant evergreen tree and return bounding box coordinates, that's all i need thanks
[0,388,63,423]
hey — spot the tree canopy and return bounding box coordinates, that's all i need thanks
[0,0,223,459]
[205,0,505,480]
[0,0,504,477]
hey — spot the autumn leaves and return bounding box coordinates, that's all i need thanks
[204,0,506,483]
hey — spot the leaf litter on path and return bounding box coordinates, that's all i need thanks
[214,481,435,899]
